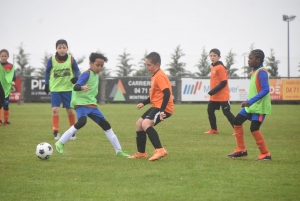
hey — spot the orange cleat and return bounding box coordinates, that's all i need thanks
[128,152,148,159]
[204,129,219,134]
[149,148,168,161]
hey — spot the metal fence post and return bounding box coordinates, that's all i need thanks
[176,73,181,104]
[18,73,24,105]
[99,73,106,105]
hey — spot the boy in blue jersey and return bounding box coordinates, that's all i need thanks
[228,49,271,161]
[55,52,129,157]
[0,49,16,125]
[44,39,80,140]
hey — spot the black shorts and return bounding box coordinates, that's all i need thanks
[141,107,172,126]
[208,101,231,110]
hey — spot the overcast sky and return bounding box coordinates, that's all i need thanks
[2,0,300,77]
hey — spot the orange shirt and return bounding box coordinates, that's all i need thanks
[209,64,230,101]
[150,69,174,114]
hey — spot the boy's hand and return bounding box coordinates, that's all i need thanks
[44,85,50,94]
[70,77,78,84]
[241,101,250,107]
[136,103,144,109]
[159,111,166,121]
[81,84,90,93]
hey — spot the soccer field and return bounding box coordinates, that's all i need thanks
[1,103,300,201]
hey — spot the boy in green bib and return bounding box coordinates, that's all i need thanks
[55,52,129,157]
[228,49,271,161]
[44,39,80,140]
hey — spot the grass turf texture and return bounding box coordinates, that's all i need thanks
[0,103,300,201]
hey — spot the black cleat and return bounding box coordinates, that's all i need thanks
[228,150,248,158]
[4,121,11,126]
[256,153,271,161]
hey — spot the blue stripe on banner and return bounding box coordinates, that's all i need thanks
[183,85,188,94]
[186,85,191,94]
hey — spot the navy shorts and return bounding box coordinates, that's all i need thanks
[51,91,72,108]
[75,106,106,123]
[238,107,266,123]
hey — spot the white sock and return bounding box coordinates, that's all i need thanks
[59,126,78,144]
[105,128,122,153]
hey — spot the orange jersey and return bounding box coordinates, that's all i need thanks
[150,69,174,114]
[209,64,230,101]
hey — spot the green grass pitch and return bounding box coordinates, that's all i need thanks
[0,103,300,201]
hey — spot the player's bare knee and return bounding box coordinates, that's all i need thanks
[52,107,60,115]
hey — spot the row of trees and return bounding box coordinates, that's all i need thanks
[13,43,297,78]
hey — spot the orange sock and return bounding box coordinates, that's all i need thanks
[252,130,269,154]
[234,125,246,151]
[4,110,9,122]
[0,108,2,121]
[52,115,59,131]
[68,113,76,126]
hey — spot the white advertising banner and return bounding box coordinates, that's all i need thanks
[181,78,250,101]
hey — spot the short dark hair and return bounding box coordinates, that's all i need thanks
[56,39,68,48]
[251,49,265,63]
[89,52,108,63]
[209,48,221,57]
[0,49,9,56]
[146,52,161,65]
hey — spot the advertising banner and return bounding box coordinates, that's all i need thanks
[269,79,283,100]
[269,79,300,100]
[9,77,21,102]
[282,79,300,100]
[24,76,50,102]
[105,77,177,103]
[181,78,250,101]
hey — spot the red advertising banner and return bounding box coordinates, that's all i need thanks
[9,77,21,102]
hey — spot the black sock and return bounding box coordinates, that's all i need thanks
[145,126,162,149]
[136,131,147,153]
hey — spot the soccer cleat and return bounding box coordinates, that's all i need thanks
[256,153,271,161]
[70,133,77,140]
[0,120,2,126]
[128,152,148,159]
[4,121,11,126]
[228,149,248,158]
[55,141,64,154]
[149,148,168,161]
[54,131,60,140]
[116,150,130,157]
[204,129,219,134]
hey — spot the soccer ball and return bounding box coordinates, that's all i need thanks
[36,142,53,160]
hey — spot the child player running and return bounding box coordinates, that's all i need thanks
[0,49,16,125]
[128,52,174,161]
[228,49,271,161]
[44,39,80,140]
[55,52,130,157]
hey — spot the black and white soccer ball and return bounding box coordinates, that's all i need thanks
[36,142,53,160]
